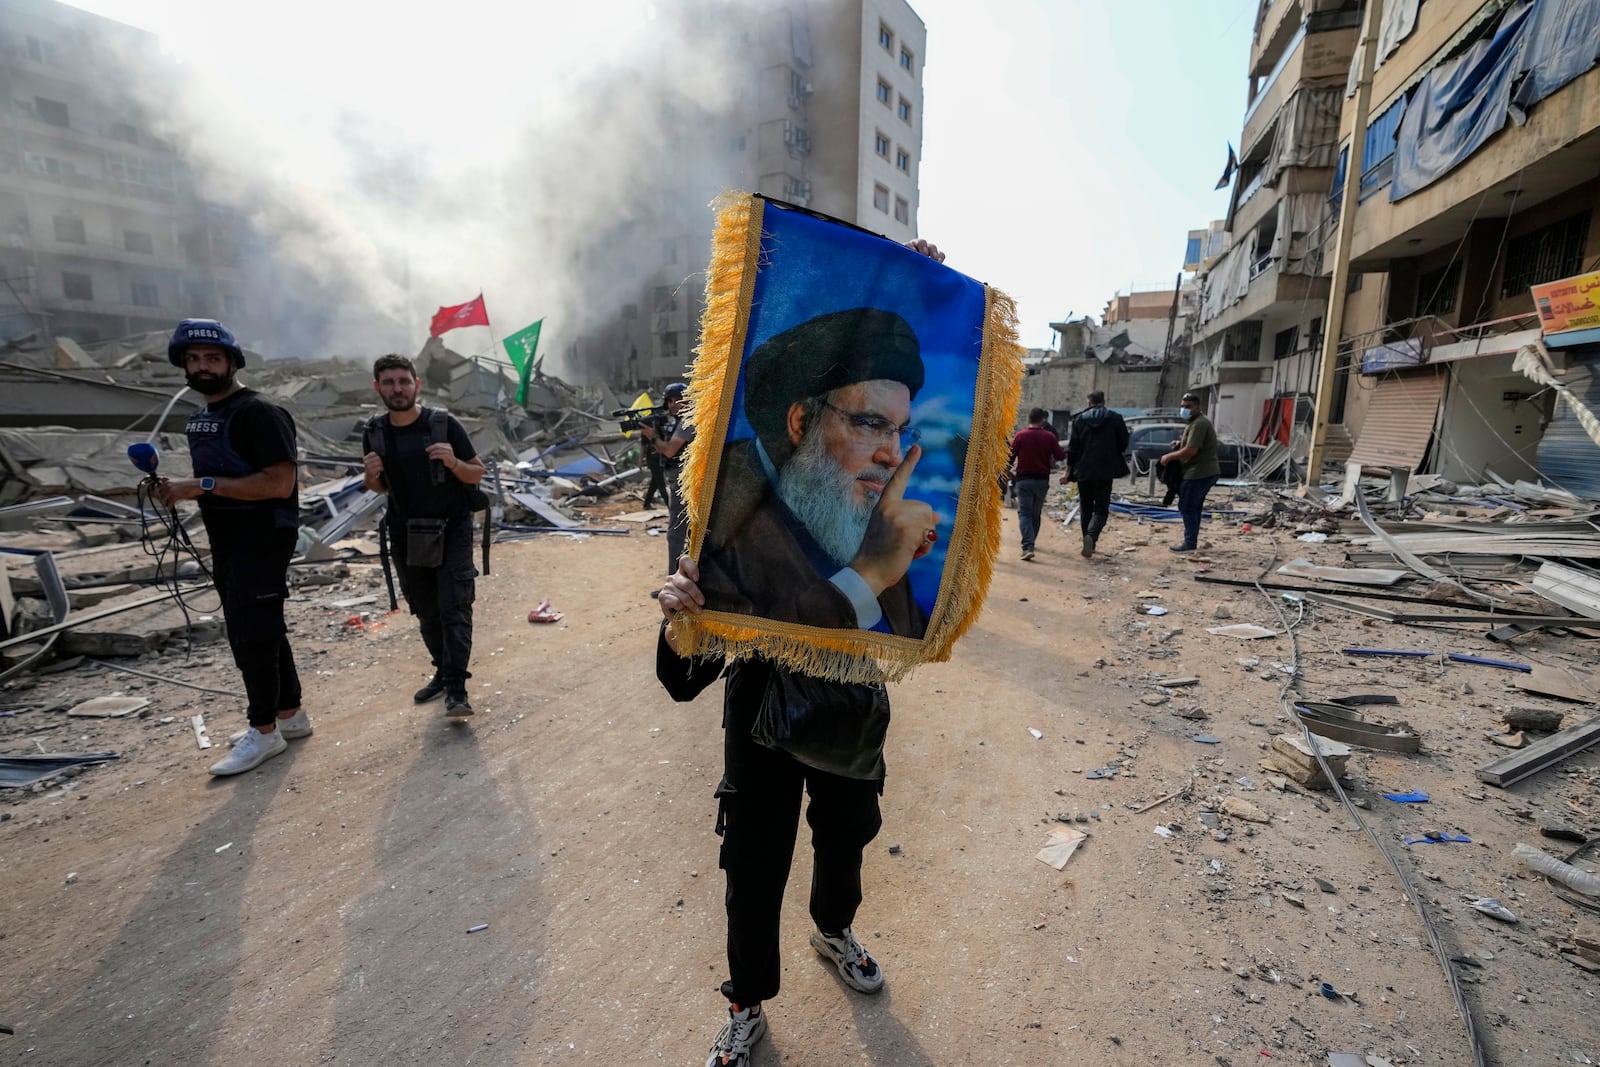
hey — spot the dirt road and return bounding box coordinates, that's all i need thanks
[2,497,1596,1065]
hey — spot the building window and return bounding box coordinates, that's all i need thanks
[62,271,93,300]
[879,22,893,51]
[106,154,175,192]
[877,79,892,105]
[660,331,680,363]
[1417,262,1460,317]
[901,47,915,74]
[1348,272,1364,293]
[898,97,912,123]
[653,285,677,312]
[26,36,59,65]
[662,238,678,265]
[896,148,910,172]
[25,152,69,179]
[1272,326,1299,360]
[223,293,244,317]
[124,229,154,255]
[109,122,138,144]
[34,97,69,128]
[875,132,890,158]
[131,282,159,308]
[873,183,890,213]
[1501,212,1591,298]
[621,302,639,320]
[894,196,909,224]
[52,215,86,245]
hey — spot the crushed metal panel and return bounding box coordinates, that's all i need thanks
[1347,368,1445,471]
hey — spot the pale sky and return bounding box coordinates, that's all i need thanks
[68,0,1254,354]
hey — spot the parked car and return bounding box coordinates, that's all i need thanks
[1123,421,1256,479]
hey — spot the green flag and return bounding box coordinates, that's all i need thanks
[503,319,544,405]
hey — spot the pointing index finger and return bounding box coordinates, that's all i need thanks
[881,443,922,503]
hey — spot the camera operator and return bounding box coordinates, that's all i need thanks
[639,382,693,577]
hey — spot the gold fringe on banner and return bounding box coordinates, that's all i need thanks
[669,191,1024,684]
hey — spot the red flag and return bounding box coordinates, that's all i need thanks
[429,294,490,337]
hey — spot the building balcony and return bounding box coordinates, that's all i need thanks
[1241,22,1358,160]
[1197,259,1331,342]
[1349,57,1600,268]
[1250,0,1304,78]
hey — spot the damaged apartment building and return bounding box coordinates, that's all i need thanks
[566,0,928,393]
[1193,0,1600,498]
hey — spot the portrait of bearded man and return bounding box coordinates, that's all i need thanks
[696,306,936,638]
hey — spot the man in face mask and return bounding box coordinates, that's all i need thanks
[1159,391,1220,554]
[156,318,309,776]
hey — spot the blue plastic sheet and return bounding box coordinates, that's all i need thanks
[1512,0,1600,106]
[1392,2,1534,200]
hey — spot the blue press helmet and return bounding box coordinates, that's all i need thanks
[662,382,688,403]
[168,318,245,368]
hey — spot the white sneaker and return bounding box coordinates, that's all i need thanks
[229,709,312,746]
[704,1003,767,1067]
[810,927,885,994]
[210,726,287,776]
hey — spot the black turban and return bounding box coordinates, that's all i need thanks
[744,307,923,457]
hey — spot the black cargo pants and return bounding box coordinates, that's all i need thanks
[393,516,477,687]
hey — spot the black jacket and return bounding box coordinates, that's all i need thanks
[1066,407,1131,481]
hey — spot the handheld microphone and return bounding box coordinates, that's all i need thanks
[128,442,160,474]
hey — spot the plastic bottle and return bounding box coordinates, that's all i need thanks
[1513,842,1600,896]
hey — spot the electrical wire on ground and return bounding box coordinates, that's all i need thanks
[1251,556,1487,1067]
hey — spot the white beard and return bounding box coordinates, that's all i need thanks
[775,422,893,566]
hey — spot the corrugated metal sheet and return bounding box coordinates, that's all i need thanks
[1536,353,1600,500]
[1348,368,1445,471]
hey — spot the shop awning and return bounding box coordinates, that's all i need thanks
[1347,367,1446,471]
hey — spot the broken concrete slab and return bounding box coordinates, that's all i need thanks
[1263,734,1352,790]
[66,695,150,718]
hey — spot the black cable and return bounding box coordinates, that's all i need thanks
[132,475,221,655]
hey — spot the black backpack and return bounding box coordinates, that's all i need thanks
[362,407,494,608]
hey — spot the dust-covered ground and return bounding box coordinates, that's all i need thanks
[1,485,1597,1066]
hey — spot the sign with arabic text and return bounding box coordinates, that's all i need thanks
[1532,270,1600,337]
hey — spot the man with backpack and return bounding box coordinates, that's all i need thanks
[362,354,487,717]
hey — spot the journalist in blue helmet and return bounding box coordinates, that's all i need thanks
[156,318,312,776]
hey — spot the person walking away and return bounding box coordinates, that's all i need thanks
[362,354,488,717]
[640,382,694,574]
[156,318,310,776]
[1159,391,1220,554]
[1007,407,1063,561]
[1062,390,1129,558]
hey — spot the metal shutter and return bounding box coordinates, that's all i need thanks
[1347,367,1445,471]
[1536,352,1600,500]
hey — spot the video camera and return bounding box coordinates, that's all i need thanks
[612,405,671,434]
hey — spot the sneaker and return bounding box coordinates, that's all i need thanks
[445,689,474,718]
[413,673,446,704]
[228,709,312,746]
[705,1003,767,1067]
[209,726,287,776]
[810,927,885,994]
[1021,548,1035,561]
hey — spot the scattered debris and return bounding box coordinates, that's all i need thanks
[1513,843,1600,897]
[190,714,212,751]
[65,695,149,718]
[1467,897,1519,923]
[1262,734,1351,790]
[1035,826,1088,869]
[1207,623,1277,640]
[1477,714,1600,787]
[1383,790,1430,803]
[1221,796,1270,824]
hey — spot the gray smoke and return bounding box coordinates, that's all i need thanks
[109,0,752,374]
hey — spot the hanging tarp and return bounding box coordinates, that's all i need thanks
[1199,232,1256,326]
[1535,353,1600,499]
[1391,1,1535,201]
[1512,0,1600,106]
[1348,368,1445,471]
[1266,87,1343,183]
[1272,192,1329,276]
